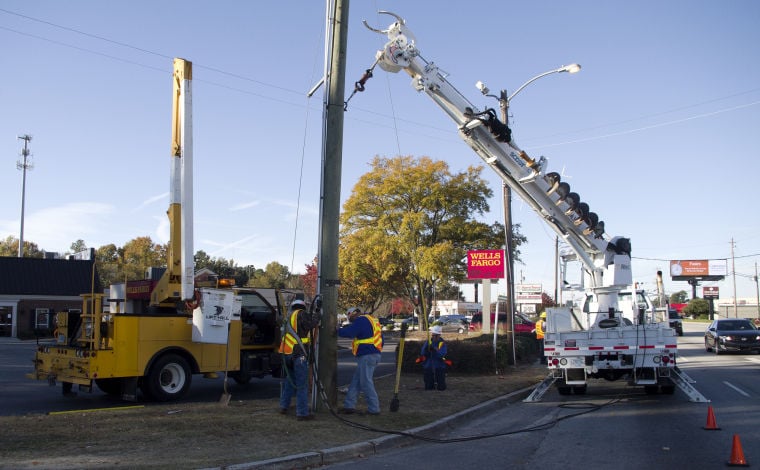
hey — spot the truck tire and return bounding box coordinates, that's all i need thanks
[141,353,192,402]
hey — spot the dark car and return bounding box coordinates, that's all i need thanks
[668,309,683,336]
[378,317,394,326]
[432,316,469,334]
[469,312,535,333]
[394,316,419,330]
[704,319,760,354]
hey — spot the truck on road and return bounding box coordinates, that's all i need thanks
[365,12,705,401]
[27,59,296,402]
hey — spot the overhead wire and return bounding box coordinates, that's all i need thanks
[2,7,757,156]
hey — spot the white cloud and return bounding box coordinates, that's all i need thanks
[228,200,261,212]
[132,192,169,213]
[4,202,115,253]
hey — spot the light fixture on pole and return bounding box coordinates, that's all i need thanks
[507,64,581,103]
[476,63,580,364]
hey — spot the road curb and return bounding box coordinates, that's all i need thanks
[220,384,535,469]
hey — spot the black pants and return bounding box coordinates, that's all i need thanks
[424,368,446,390]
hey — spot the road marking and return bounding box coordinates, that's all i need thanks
[745,357,760,364]
[723,381,750,397]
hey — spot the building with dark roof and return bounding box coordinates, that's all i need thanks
[0,256,101,339]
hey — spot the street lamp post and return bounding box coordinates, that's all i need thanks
[477,64,580,364]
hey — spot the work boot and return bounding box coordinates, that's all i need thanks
[338,407,356,414]
[296,414,315,421]
[278,408,287,415]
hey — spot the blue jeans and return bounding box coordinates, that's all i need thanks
[279,355,309,417]
[344,353,381,414]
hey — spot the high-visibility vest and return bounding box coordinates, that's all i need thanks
[536,319,545,340]
[351,315,383,355]
[279,308,310,355]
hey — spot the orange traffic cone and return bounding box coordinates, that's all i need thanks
[727,434,749,467]
[703,405,721,430]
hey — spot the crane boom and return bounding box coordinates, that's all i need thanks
[151,58,195,307]
[365,12,633,295]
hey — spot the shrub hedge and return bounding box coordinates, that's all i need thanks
[398,333,540,375]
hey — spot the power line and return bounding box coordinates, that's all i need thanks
[2,7,759,153]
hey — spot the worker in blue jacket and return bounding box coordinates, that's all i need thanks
[420,325,448,390]
[338,307,384,415]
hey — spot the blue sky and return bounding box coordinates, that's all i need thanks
[1,1,759,303]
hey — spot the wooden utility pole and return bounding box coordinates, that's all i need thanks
[499,90,516,365]
[316,0,349,410]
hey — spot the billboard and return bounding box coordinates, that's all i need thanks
[669,259,727,281]
[467,249,505,280]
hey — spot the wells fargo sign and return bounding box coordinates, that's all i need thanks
[467,249,505,280]
[126,280,156,300]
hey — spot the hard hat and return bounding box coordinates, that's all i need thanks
[430,325,443,335]
[540,312,547,318]
[347,307,362,316]
[291,299,306,310]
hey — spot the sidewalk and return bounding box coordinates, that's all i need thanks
[204,385,535,470]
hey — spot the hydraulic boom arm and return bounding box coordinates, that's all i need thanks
[365,12,632,292]
[151,58,196,308]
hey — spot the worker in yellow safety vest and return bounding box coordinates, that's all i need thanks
[533,312,547,364]
[337,307,383,415]
[279,299,320,421]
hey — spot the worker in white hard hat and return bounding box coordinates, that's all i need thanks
[279,299,320,421]
[418,325,449,390]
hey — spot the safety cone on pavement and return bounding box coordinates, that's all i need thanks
[727,434,749,467]
[703,405,721,430]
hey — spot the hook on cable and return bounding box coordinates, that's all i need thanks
[362,10,405,34]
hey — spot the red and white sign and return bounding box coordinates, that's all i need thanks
[703,286,719,298]
[467,249,505,280]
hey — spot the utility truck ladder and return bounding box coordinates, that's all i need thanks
[523,373,558,403]
[671,367,710,403]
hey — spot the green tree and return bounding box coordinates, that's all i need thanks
[339,155,522,322]
[250,261,294,289]
[69,239,87,254]
[194,250,213,270]
[121,236,167,281]
[96,243,121,287]
[0,236,44,258]
[670,290,689,304]
[683,297,710,319]
[435,281,463,301]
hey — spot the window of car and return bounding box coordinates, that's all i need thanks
[716,320,755,331]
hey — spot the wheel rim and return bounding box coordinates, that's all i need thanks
[159,363,187,394]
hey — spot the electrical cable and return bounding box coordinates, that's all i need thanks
[307,339,615,444]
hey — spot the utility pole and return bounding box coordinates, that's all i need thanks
[731,238,737,318]
[17,134,33,258]
[755,262,759,318]
[499,90,516,365]
[316,0,348,410]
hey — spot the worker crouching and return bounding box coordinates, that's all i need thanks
[419,325,449,391]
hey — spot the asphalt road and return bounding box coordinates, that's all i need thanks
[0,336,399,416]
[325,321,760,469]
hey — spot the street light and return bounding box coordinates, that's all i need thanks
[476,63,580,364]
[507,64,581,103]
